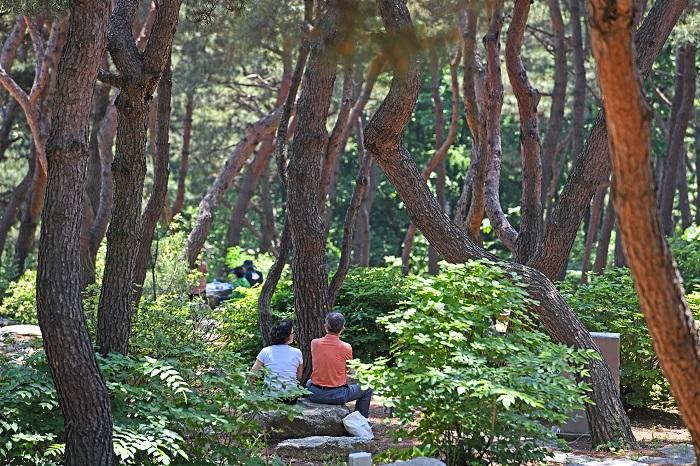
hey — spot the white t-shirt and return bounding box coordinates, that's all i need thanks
[256,345,303,393]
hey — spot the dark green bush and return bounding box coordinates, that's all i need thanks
[0,345,288,465]
[357,260,592,466]
[560,268,700,408]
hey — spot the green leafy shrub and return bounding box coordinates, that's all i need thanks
[356,260,592,466]
[669,225,700,287]
[0,269,37,324]
[560,268,700,408]
[0,348,287,465]
[333,266,406,362]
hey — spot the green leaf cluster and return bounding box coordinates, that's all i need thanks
[354,260,592,466]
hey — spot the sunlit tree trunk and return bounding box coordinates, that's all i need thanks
[588,0,700,455]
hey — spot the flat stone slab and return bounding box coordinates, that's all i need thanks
[0,325,41,337]
[275,435,375,460]
[548,443,696,466]
[259,399,350,442]
[383,458,447,466]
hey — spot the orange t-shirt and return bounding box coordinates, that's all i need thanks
[310,334,353,388]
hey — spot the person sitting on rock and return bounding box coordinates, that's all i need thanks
[252,319,303,401]
[306,312,373,418]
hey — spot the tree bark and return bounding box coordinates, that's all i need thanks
[588,0,700,455]
[527,0,688,281]
[353,160,378,266]
[541,0,567,212]
[185,108,280,267]
[287,0,359,379]
[257,0,314,347]
[614,225,628,268]
[659,45,695,236]
[98,0,181,355]
[366,0,636,447]
[171,91,193,218]
[695,120,700,226]
[36,1,114,463]
[506,0,543,264]
[259,164,276,253]
[581,183,608,283]
[593,191,615,274]
[133,57,172,305]
[569,0,587,161]
[329,117,371,305]
[677,154,692,230]
[428,48,447,276]
[0,156,31,261]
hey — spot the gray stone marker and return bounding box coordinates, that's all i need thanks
[560,332,620,437]
[348,452,372,466]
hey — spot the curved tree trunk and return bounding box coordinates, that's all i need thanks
[133,57,173,305]
[593,192,615,274]
[171,91,193,218]
[588,0,700,455]
[185,108,281,266]
[287,0,359,379]
[366,0,635,448]
[98,0,182,355]
[36,1,114,463]
[581,183,608,283]
[659,45,695,236]
[506,0,543,264]
[541,0,567,211]
[527,0,688,281]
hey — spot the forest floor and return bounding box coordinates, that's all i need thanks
[273,401,694,465]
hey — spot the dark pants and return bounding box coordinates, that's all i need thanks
[305,380,373,418]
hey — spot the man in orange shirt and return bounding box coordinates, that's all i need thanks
[306,312,373,418]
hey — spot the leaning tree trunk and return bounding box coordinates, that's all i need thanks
[98,0,181,355]
[588,0,700,456]
[527,0,688,281]
[366,0,635,448]
[133,57,172,305]
[36,1,114,464]
[659,44,695,236]
[593,193,615,274]
[581,183,608,283]
[287,0,359,379]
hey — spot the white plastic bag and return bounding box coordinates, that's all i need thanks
[342,411,373,439]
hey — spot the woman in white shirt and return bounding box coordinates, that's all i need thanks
[251,319,303,399]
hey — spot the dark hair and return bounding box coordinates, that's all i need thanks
[233,266,246,278]
[270,319,294,345]
[325,312,345,333]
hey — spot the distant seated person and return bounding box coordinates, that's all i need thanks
[230,266,251,298]
[251,319,303,401]
[242,259,264,286]
[306,312,373,418]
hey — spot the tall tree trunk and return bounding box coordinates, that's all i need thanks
[428,49,446,276]
[506,0,543,264]
[13,169,47,276]
[614,225,627,267]
[541,0,567,211]
[259,164,276,253]
[98,0,182,355]
[353,161,378,266]
[287,0,359,379]
[527,0,688,281]
[36,1,114,463]
[257,0,314,347]
[133,57,172,305]
[695,120,700,225]
[581,183,608,283]
[659,45,695,236]
[569,0,586,161]
[0,156,31,261]
[329,117,371,305]
[588,1,700,455]
[171,91,193,218]
[366,0,635,447]
[677,155,692,230]
[593,193,615,273]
